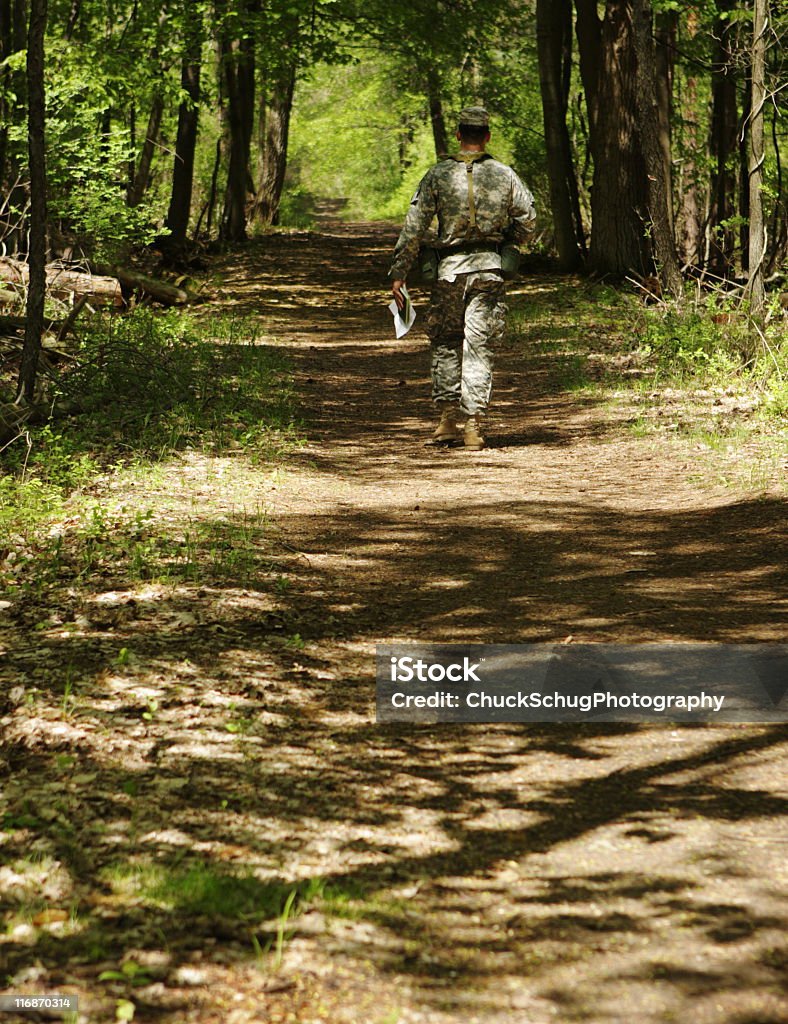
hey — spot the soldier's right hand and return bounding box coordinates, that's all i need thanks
[391,279,406,311]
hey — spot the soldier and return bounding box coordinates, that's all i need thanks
[390,106,536,450]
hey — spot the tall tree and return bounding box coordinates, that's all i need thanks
[426,65,448,158]
[576,0,650,276]
[708,0,739,277]
[0,0,12,189]
[746,0,767,313]
[16,0,47,402]
[253,59,296,225]
[654,9,676,234]
[1,0,30,251]
[128,94,165,206]
[218,0,258,242]
[165,3,204,248]
[536,0,584,270]
[345,0,511,161]
[676,8,704,266]
[631,0,682,295]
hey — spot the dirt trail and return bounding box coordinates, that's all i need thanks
[211,218,786,647]
[2,220,786,1024]
[200,221,788,1022]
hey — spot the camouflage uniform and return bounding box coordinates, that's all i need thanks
[390,112,536,416]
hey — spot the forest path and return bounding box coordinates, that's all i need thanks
[197,221,787,1023]
[1,221,786,1024]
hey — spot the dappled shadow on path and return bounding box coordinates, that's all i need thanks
[1,704,786,1021]
[2,480,786,1019]
[2,223,786,1023]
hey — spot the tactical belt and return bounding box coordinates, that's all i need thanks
[439,241,500,256]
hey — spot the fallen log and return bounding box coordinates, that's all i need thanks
[0,256,124,307]
[92,263,193,305]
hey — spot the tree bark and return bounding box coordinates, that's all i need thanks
[128,95,164,207]
[576,0,650,277]
[0,0,29,251]
[676,8,703,267]
[1,256,124,306]
[64,0,79,38]
[739,73,752,267]
[218,0,257,243]
[537,0,584,269]
[654,9,675,233]
[708,0,738,277]
[426,67,448,159]
[16,0,46,403]
[0,0,12,187]
[253,62,296,226]
[631,0,682,296]
[767,103,786,273]
[575,0,601,139]
[165,9,203,248]
[746,0,767,314]
[202,136,222,239]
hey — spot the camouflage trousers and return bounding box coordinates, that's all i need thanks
[424,272,507,415]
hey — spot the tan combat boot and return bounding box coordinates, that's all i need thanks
[433,402,461,444]
[463,413,485,450]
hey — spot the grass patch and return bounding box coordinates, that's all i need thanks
[102,861,296,919]
[507,277,787,491]
[100,862,365,930]
[0,308,304,596]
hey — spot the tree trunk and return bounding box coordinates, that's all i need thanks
[219,37,249,241]
[202,136,222,239]
[128,95,164,207]
[16,0,46,403]
[398,115,415,170]
[218,1,257,242]
[747,0,767,314]
[767,103,786,273]
[739,73,752,267]
[575,0,601,138]
[654,9,675,232]
[576,0,650,277]
[1,0,29,252]
[253,62,296,226]
[537,0,584,270]
[426,67,448,159]
[708,0,738,278]
[631,0,682,296]
[64,0,79,38]
[676,8,703,267]
[165,9,202,248]
[0,0,12,187]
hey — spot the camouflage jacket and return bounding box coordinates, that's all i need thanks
[389,153,536,280]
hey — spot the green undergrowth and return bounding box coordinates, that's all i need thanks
[0,844,367,982]
[508,278,787,489]
[0,309,304,593]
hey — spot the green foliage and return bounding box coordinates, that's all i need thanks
[0,309,302,592]
[43,44,163,259]
[286,59,436,221]
[637,306,742,377]
[54,308,300,456]
[285,53,534,223]
[634,297,787,393]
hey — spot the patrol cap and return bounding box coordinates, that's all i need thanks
[458,106,490,128]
